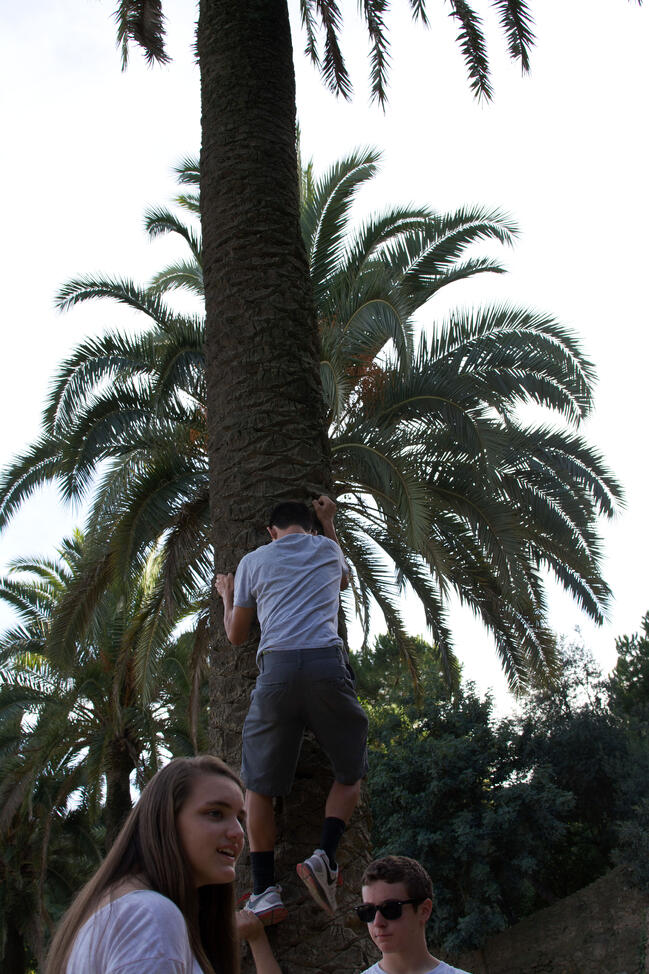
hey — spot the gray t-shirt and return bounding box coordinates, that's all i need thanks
[234,533,348,655]
[360,963,470,974]
[66,889,203,974]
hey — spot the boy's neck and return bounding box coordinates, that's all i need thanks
[377,949,441,974]
[272,525,307,539]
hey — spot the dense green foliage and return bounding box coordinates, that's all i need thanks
[358,624,649,953]
[0,535,208,968]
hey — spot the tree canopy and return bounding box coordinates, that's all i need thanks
[360,626,649,952]
[0,152,622,691]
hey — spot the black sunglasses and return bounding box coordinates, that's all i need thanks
[355,898,423,923]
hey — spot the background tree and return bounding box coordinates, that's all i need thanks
[0,533,208,843]
[0,534,211,969]
[608,610,649,729]
[607,612,649,887]
[360,631,649,954]
[0,758,101,974]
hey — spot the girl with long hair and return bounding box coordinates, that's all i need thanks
[46,755,280,974]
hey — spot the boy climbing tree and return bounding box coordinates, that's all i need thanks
[215,495,368,922]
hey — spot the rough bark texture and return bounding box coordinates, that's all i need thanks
[199,0,329,529]
[2,921,27,974]
[104,738,135,848]
[197,2,373,971]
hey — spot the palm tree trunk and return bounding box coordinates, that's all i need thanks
[2,919,27,974]
[105,739,135,848]
[198,0,329,521]
[197,2,372,969]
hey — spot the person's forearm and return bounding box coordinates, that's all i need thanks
[248,934,282,974]
[320,517,340,546]
[222,594,235,640]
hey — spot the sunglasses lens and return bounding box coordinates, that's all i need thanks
[356,904,377,922]
[380,901,403,920]
[356,900,406,922]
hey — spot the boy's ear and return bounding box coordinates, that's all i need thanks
[267,525,279,540]
[419,898,433,924]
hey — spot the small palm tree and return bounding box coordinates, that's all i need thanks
[0,748,102,973]
[0,533,209,842]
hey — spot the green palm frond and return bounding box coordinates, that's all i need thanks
[113,0,169,69]
[55,276,178,334]
[144,206,202,264]
[448,0,492,100]
[341,209,433,282]
[148,261,205,297]
[0,440,65,531]
[359,0,391,107]
[305,148,380,289]
[299,0,352,99]
[42,330,158,436]
[491,0,535,71]
[174,157,200,187]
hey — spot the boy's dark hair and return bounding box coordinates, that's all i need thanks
[268,501,314,532]
[362,855,433,902]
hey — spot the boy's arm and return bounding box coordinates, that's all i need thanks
[214,573,255,644]
[312,495,349,590]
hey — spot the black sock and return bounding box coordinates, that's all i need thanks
[250,851,275,894]
[320,817,346,870]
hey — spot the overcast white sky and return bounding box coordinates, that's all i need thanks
[1,0,647,705]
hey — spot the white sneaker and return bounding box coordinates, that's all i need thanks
[245,884,288,925]
[296,849,341,915]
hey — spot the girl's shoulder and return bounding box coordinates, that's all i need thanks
[99,889,188,938]
[67,890,196,974]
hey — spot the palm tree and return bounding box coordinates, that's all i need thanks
[184,1,538,661]
[0,533,209,842]
[113,3,539,582]
[0,749,102,974]
[88,5,621,968]
[0,150,620,687]
[0,533,211,968]
[0,151,620,971]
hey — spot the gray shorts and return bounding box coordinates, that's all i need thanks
[241,646,369,796]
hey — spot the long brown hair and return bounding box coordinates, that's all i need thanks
[46,755,242,974]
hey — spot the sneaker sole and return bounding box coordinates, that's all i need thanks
[239,892,288,926]
[296,862,336,915]
[255,904,288,926]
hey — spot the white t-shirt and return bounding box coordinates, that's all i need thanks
[234,533,349,655]
[66,889,204,974]
[360,962,471,974]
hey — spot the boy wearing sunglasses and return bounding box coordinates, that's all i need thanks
[356,856,470,974]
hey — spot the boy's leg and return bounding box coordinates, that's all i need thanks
[241,651,304,923]
[321,779,362,866]
[247,791,276,895]
[246,790,276,852]
[245,791,287,924]
[297,778,362,915]
[325,779,361,823]
[296,649,368,914]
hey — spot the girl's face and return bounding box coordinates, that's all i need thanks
[177,773,246,887]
